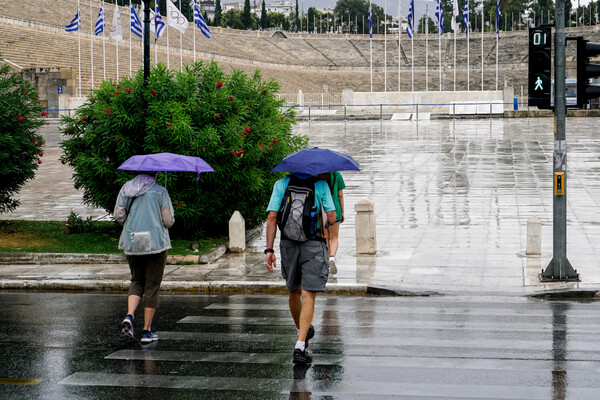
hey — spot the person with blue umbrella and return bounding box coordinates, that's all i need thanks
[266,148,359,364]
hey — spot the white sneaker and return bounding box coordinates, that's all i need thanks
[328,256,338,275]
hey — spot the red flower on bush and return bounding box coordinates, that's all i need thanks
[228,96,233,101]
[245,105,249,110]
[38,160,42,164]
[214,114,219,118]
[262,89,268,95]
[272,139,278,144]
[39,152,43,157]
[216,81,223,88]
[269,145,273,151]
[46,122,49,126]
[176,202,183,208]
[105,108,111,115]
[280,117,285,122]
[244,126,250,133]
[61,160,65,164]
[82,115,87,121]
[18,116,23,122]
[200,146,204,150]
[41,111,48,117]
[114,92,120,96]
[32,138,37,143]
[17,112,21,116]
[259,143,263,148]
[116,84,121,89]
[168,123,173,130]
[64,230,69,234]
[151,89,157,96]
[115,136,121,141]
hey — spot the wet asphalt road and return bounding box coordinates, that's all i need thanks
[1,292,600,399]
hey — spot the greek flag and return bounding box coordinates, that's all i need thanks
[451,0,459,32]
[463,0,469,36]
[65,7,80,32]
[130,4,143,38]
[95,4,105,35]
[154,6,166,42]
[194,0,211,38]
[435,0,444,35]
[368,2,372,39]
[496,0,501,35]
[406,0,414,39]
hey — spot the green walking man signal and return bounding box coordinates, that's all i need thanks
[535,77,544,91]
[528,26,552,109]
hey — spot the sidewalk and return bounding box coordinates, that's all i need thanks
[3,119,600,297]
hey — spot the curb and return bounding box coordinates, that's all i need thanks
[0,279,369,295]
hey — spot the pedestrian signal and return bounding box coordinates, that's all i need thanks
[528,26,552,109]
[576,37,600,108]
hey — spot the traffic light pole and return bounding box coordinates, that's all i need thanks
[541,0,579,282]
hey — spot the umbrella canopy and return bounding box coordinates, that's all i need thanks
[271,147,360,175]
[118,152,214,180]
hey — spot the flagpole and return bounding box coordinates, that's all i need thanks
[439,8,442,90]
[481,10,484,90]
[411,12,414,92]
[78,1,81,96]
[90,0,94,90]
[496,22,499,90]
[398,0,401,92]
[369,1,372,92]
[384,0,387,92]
[467,17,470,91]
[179,0,183,71]
[130,0,133,77]
[167,19,170,69]
[426,2,429,91]
[103,1,106,80]
[193,1,196,63]
[453,31,456,90]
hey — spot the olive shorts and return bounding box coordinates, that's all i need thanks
[126,251,167,308]
[280,239,329,292]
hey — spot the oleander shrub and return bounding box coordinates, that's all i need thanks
[60,61,306,235]
[0,60,46,214]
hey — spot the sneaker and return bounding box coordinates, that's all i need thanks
[328,256,338,275]
[293,348,312,364]
[121,314,134,339]
[305,324,315,349]
[141,330,158,343]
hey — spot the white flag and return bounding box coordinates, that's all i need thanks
[451,0,459,32]
[110,4,123,41]
[166,0,189,34]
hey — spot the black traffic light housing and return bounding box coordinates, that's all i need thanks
[576,38,600,108]
[528,26,553,109]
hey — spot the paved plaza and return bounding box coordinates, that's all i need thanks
[3,117,600,295]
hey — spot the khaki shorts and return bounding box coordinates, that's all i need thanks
[280,239,329,292]
[126,251,167,308]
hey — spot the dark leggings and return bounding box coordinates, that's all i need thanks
[126,251,167,308]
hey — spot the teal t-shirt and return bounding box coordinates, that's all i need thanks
[267,176,335,213]
[329,171,346,221]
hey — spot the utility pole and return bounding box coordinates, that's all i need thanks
[540,0,579,282]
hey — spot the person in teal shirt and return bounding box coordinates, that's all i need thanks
[317,171,346,274]
[265,173,336,364]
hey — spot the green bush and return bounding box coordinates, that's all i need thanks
[60,62,306,235]
[64,210,97,234]
[0,60,45,214]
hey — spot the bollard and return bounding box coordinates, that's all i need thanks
[228,211,245,252]
[513,97,518,111]
[355,199,377,254]
[526,216,542,255]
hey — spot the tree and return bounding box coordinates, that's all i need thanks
[268,12,288,29]
[242,0,252,29]
[60,62,305,235]
[222,9,244,29]
[307,7,315,33]
[295,0,300,31]
[261,0,268,29]
[0,61,45,214]
[214,0,222,26]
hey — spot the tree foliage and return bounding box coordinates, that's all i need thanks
[60,62,306,235]
[0,61,45,214]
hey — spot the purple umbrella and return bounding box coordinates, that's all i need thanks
[118,152,214,180]
[271,147,360,175]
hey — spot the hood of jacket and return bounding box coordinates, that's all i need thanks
[121,174,157,198]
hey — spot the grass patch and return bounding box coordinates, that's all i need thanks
[0,220,225,255]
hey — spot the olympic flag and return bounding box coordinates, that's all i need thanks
[166,0,189,34]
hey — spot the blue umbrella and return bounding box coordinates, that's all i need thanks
[271,147,360,175]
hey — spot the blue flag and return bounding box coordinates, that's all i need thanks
[95,4,105,35]
[65,7,80,32]
[406,0,414,39]
[194,0,211,38]
[463,0,469,36]
[496,0,501,35]
[368,2,372,39]
[435,0,444,36]
[154,6,165,42]
[130,4,143,39]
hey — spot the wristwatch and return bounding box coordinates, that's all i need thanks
[264,248,275,254]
